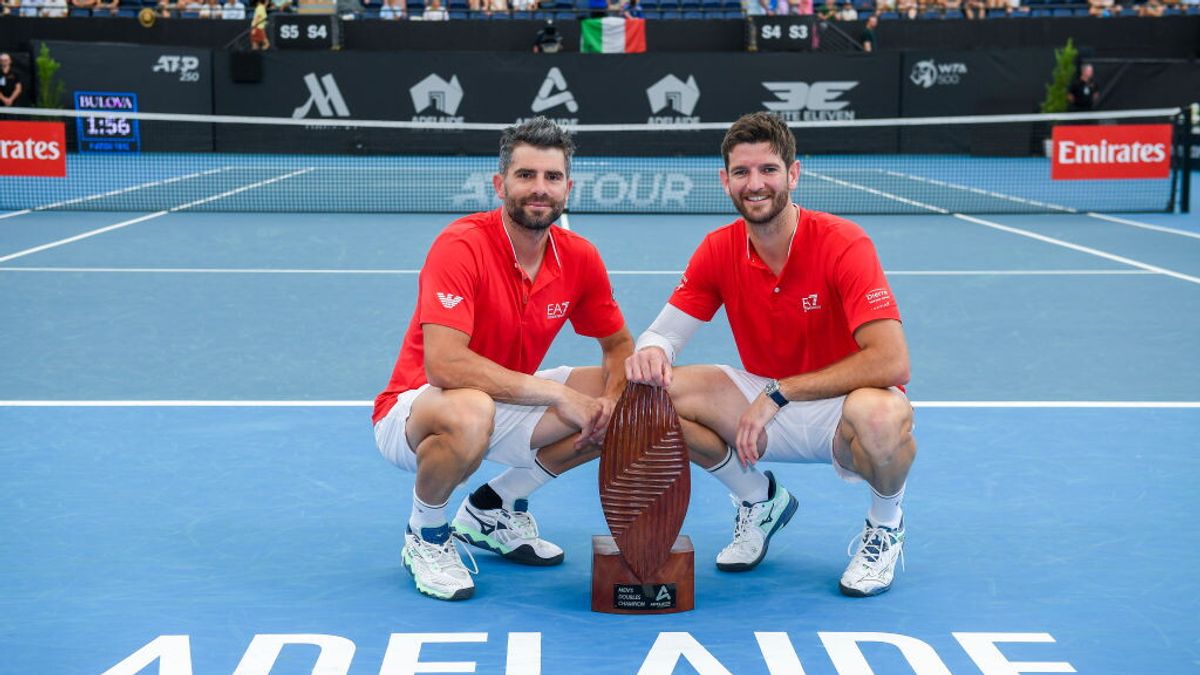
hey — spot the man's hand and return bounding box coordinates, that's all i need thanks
[625,347,673,388]
[554,386,607,450]
[734,393,780,467]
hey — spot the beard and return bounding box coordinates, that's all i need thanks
[505,195,565,232]
[732,188,790,227]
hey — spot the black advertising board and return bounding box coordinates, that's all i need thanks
[36,41,213,152]
[271,14,342,51]
[749,16,819,52]
[212,51,902,155]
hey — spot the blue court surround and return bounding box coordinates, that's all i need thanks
[2,193,1199,673]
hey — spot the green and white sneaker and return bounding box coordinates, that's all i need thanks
[452,497,565,566]
[839,519,905,597]
[402,524,475,601]
[716,471,799,572]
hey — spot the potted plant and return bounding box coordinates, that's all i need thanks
[1037,38,1077,156]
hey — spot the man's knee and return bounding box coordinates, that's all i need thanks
[842,388,914,465]
[424,389,496,462]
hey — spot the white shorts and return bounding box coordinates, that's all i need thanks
[374,366,573,473]
[715,364,862,482]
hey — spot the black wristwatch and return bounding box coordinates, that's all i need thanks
[764,379,789,408]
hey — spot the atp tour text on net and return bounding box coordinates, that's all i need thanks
[103,630,1077,674]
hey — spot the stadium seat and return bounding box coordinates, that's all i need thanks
[69,7,91,15]
[944,8,962,16]
[512,9,530,17]
[877,10,898,18]
[662,8,681,16]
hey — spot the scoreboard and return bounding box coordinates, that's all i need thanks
[73,91,140,153]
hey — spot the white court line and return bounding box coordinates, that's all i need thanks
[0,400,1196,408]
[0,168,313,264]
[804,168,1200,287]
[0,167,231,221]
[0,267,1158,277]
[1086,212,1200,241]
[878,169,1078,213]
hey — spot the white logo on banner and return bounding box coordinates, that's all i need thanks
[152,55,200,82]
[909,59,968,88]
[410,74,464,122]
[532,67,578,114]
[292,73,350,118]
[761,81,859,121]
[646,74,700,123]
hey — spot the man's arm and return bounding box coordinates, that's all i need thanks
[734,319,909,465]
[424,323,570,406]
[778,318,909,401]
[625,303,707,387]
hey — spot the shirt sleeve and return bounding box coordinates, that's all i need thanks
[833,235,901,334]
[667,234,723,322]
[417,235,478,336]
[569,241,626,338]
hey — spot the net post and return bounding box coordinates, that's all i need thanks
[1180,102,1196,214]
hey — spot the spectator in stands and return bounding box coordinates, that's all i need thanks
[0,54,23,108]
[790,0,813,14]
[1068,63,1101,111]
[817,0,837,17]
[860,14,877,51]
[896,0,918,18]
[963,0,983,18]
[486,0,508,16]
[222,0,246,18]
[1089,0,1119,15]
[1136,0,1164,14]
[623,0,643,17]
[423,0,448,18]
[381,0,405,16]
[836,0,856,17]
[250,0,270,49]
[511,0,537,10]
[744,0,770,15]
[72,0,120,15]
[270,0,291,12]
[155,0,171,17]
[42,0,67,16]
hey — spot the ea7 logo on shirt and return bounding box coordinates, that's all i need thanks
[436,292,464,309]
[547,301,570,319]
[802,294,821,312]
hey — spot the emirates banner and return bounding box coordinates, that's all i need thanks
[1051,124,1172,180]
[0,121,66,177]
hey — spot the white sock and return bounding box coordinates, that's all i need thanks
[488,459,556,509]
[708,448,770,504]
[409,490,448,533]
[868,482,905,529]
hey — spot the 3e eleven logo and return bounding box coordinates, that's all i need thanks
[0,121,66,177]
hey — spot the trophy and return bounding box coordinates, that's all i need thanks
[592,382,694,614]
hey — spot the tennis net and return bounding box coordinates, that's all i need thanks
[0,106,1189,215]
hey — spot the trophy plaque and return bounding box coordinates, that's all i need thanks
[592,382,694,614]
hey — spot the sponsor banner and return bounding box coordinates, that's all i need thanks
[1051,124,1171,180]
[212,51,901,154]
[900,49,1053,156]
[35,41,212,152]
[0,121,67,177]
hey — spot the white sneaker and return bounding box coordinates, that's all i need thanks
[402,524,476,601]
[452,497,565,566]
[716,471,799,572]
[839,519,905,597]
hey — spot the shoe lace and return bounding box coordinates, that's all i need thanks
[506,509,539,540]
[417,534,479,575]
[845,523,905,572]
[728,495,764,544]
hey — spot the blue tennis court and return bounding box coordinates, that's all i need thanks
[2,168,1199,673]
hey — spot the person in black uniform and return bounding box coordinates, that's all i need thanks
[1067,63,1101,112]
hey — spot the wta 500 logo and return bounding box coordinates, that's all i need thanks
[0,121,66,177]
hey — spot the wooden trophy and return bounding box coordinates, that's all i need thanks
[592,382,694,614]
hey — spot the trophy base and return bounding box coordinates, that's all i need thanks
[591,535,694,614]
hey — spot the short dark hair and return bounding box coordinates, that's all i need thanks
[720,112,796,168]
[499,117,575,176]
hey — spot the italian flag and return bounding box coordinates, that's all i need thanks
[580,17,647,54]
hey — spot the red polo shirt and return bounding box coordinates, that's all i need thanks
[373,208,625,424]
[668,208,900,380]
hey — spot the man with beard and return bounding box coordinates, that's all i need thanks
[373,117,633,601]
[625,112,915,597]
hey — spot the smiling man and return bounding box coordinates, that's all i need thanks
[373,117,633,601]
[625,112,916,597]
